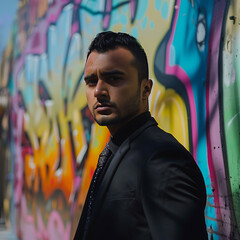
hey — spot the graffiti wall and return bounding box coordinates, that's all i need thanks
[0,0,239,239]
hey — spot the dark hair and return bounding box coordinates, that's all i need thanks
[87,31,149,81]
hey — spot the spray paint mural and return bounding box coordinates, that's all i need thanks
[0,0,239,239]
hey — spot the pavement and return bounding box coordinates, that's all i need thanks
[0,221,17,240]
[0,229,18,240]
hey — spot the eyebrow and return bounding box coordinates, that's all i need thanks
[84,74,96,81]
[84,70,125,81]
[100,70,125,77]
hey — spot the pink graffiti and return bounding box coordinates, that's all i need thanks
[206,0,231,237]
[103,0,112,29]
[14,0,70,82]
[12,97,24,204]
[19,195,71,240]
[47,211,71,240]
[130,0,138,22]
[37,209,48,240]
[19,195,38,240]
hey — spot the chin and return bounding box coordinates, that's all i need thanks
[95,115,119,126]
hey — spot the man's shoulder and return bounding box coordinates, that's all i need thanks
[133,118,180,147]
[130,119,193,160]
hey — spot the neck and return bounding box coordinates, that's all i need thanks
[108,110,149,137]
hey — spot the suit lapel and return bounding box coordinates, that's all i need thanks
[91,139,130,217]
[90,118,157,219]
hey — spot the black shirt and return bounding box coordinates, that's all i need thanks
[99,111,152,184]
[108,111,152,154]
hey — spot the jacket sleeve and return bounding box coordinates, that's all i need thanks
[140,149,208,240]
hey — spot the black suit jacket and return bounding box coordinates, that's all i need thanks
[74,117,208,240]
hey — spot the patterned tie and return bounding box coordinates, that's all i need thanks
[83,143,112,238]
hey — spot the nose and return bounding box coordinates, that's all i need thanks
[94,79,109,99]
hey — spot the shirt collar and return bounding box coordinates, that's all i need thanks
[110,111,151,146]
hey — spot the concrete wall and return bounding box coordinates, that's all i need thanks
[0,0,239,239]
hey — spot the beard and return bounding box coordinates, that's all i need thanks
[90,86,142,129]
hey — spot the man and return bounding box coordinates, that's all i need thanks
[74,31,208,240]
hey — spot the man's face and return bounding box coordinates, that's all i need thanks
[84,47,149,135]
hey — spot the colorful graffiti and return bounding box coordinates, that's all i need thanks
[221,0,240,236]
[0,0,240,239]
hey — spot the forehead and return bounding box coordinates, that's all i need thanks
[84,47,136,74]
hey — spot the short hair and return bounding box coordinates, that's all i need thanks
[87,31,149,81]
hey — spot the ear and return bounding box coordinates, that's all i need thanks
[142,79,153,100]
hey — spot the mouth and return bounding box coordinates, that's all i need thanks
[94,103,114,114]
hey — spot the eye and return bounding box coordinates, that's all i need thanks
[85,78,98,86]
[106,75,123,84]
[107,76,119,81]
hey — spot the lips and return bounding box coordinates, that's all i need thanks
[94,103,114,114]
